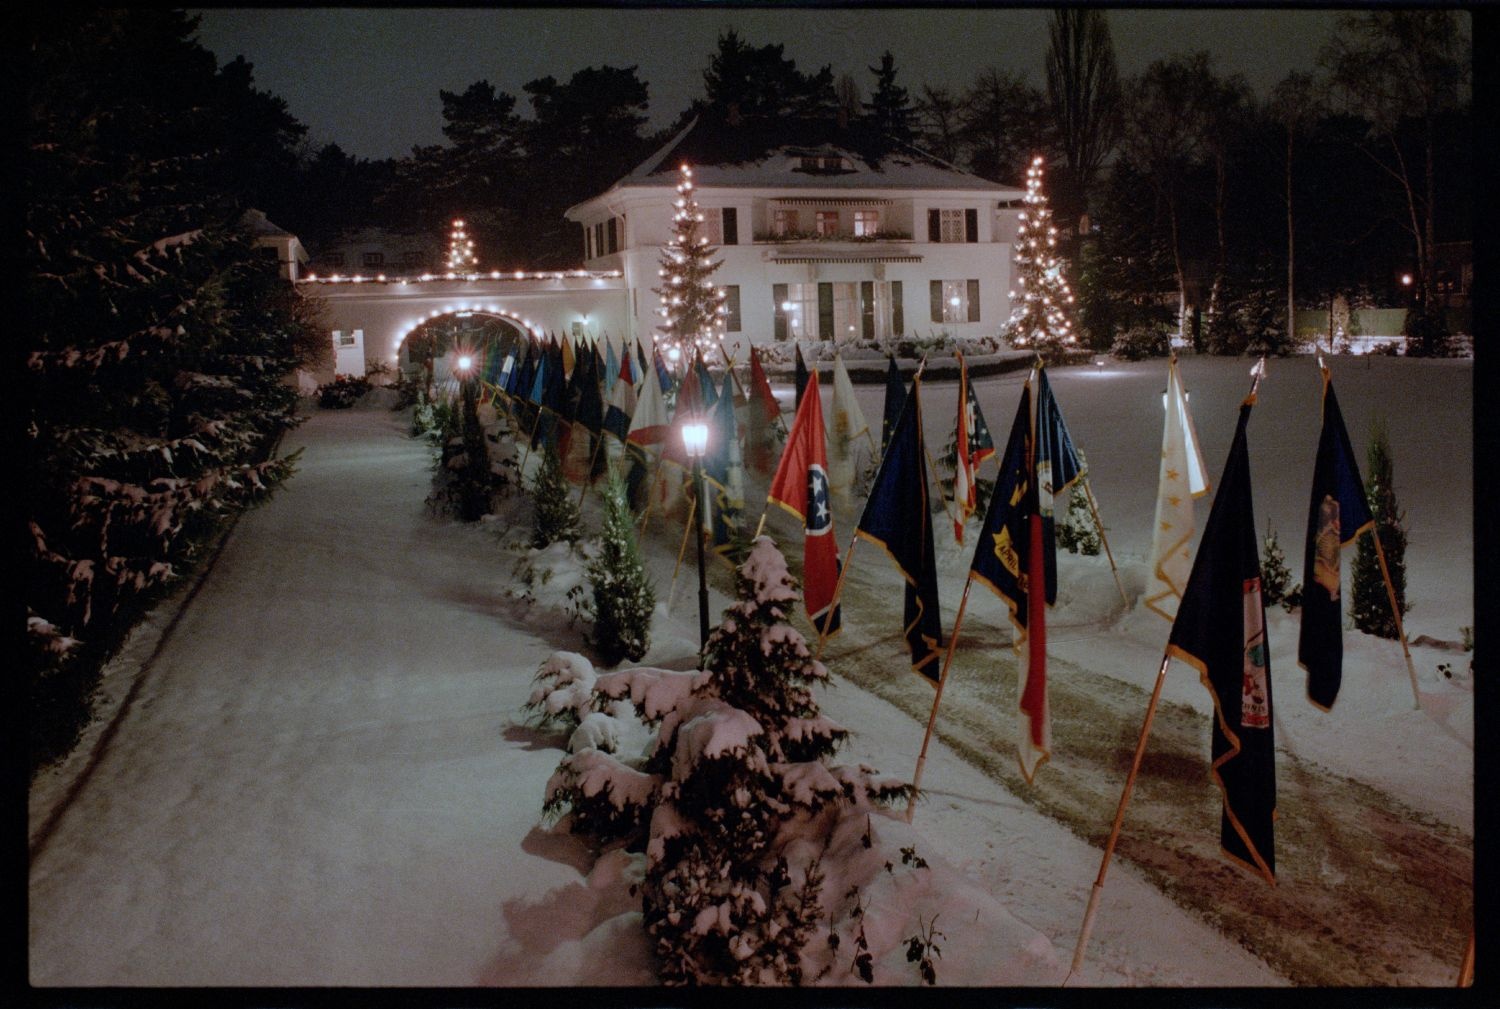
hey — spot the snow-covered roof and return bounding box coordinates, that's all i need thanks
[568,115,1021,218]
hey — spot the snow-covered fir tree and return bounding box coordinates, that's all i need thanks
[24,9,316,771]
[543,537,910,984]
[531,444,581,547]
[1259,524,1301,610]
[1056,486,1101,555]
[1351,420,1407,638]
[1004,156,1079,354]
[652,164,730,360]
[455,362,492,521]
[587,471,656,665]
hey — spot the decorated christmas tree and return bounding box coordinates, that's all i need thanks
[446,218,478,274]
[1004,156,1079,353]
[652,164,729,360]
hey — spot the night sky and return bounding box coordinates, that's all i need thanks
[190,7,1351,162]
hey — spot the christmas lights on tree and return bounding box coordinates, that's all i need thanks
[1004,156,1077,353]
[651,164,728,359]
[447,218,478,274]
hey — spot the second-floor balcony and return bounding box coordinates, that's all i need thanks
[752,229,914,244]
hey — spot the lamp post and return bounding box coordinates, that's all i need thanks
[681,419,710,666]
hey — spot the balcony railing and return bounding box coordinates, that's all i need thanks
[752,229,914,244]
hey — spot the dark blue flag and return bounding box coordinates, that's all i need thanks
[694,349,719,411]
[969,384,1033,625]
[882,356,904,454]
[855,380,943,683]
[1298,374,1375,710]
[1167,401,1277,884]
[1034,367,1083,605]
[794,344,809,411]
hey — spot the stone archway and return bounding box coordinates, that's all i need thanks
[398,310,528,394]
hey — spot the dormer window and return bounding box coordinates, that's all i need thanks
[793,153,853,174]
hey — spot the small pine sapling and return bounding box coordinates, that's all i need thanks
[587,472,656,666]
[1351,420,1407,638]
[1259,524,1301,610]
[1056,485,1101,555]
[531,444,581,548]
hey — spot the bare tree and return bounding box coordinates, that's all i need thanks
[1044,9,1122,231]
[1321,11,1469,329]
[1199,72,1251,338]
[835,73,861,128]
[914,83,964,165]
[960,68,1050,184]
[1119,54,1212,345]
[1266,71,1325,347]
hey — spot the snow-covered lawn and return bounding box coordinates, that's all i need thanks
[27,355,1470,987]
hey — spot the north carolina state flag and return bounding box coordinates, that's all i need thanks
[767,370,841,636]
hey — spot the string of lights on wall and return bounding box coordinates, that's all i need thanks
[300,269,624,285]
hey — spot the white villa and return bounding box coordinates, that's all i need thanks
[302,117,1027,378]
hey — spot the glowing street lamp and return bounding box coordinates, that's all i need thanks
[681,419,711,664]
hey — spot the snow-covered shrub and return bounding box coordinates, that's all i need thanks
[587,471,655,666]
[1110,325,1172,361]
[569,711,623,754]
[524,650,599,728]
[1352,420,1407,638]
[531,444,581,548]
[1056,485,1101,556]
[316,374,373,408]
[1259,525,1301,611]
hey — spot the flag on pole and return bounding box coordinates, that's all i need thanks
[881,356,904,455]
[828,353,870,501]
[952,351,995,543]
[855,379,943,683]
[561,332,576,379]
[694,348,719,411]
[703,372,746,558]
[746,345,783,475]
[603,356,637,443]
[1035,366,1082,603]
[1146,357,1211,621]
[768,370,842,636]
[626,358,671,448]
[1298,371,1375,711]
[662,353,709,471]
[635,338,649,380]
[794,344,809,411]
[603,335,620,396]
[967,381,1051,781]
[652,344,673,394]
[1167,399,1277,883]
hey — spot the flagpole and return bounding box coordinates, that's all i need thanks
[813,535,860,662]
[638,457,667,534]
[1080,476,1129,608]
[1372,534,1422,710]
[1457,928,1474,986]
[576,434,605,509]
[907,577,975,823]
[518,406,545,476]
[1069,650,1173,979]
[671,495,698,587]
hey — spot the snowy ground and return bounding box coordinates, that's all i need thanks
[28,354,1471,988]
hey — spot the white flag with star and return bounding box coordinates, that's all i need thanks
[1145,356,1210,621]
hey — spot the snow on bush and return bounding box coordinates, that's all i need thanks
[568,712,622,754]
[541,536,916,984]
[523,651,597,728]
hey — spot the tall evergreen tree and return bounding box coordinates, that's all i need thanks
[863,51,914,146]
[1351,420,1407,639]
[587,472,656,665]
[24,9,315,771]
[702,30,838,121]
[1044,9,1123,231]
[1004,158,1080,353]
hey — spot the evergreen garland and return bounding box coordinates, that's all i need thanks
[587,472,656,665]
[531,444,581,548]
[1351,420,1407,638]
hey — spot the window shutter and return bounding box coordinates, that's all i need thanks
[928,208,941,242]
[722,207,738,245]
[891,281,904,335]
[965,208,978,242]
[861,281,875,340]
[725,285,742,332]
[773,284,788,341]
[606,217,618,253]
[584,227,593,259]
[818,283,834,340]
[967,279,981,322]
[930,280,943,323]
[595,223,604,257]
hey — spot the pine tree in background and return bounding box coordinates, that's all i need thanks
[863,51,915,147]
[531,444,581,548]
[587,472,656,666]
[1351,420,1407,638]
[1004,156,1080,354]
[446,217,478,273]
[1259,524,1301,610]
[652,164,729,360]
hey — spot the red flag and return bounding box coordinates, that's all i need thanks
[767,371,841,635]
[954,353,976,543]
[661,352,706,470]
[1019,511,1051,780]
[746,346,782,474]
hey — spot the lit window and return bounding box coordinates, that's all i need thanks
[815,210,839,237]
[773,208,799,236]
[853,210,880,237]
[939,210,965,244]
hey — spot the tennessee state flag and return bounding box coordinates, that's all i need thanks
[768,370,841,637]
[1298,370,1375,710]
[1167,399,1277,884]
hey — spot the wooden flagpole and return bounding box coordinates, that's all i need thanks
[638,457,667,534]
[1457,928,1474,986]
[671,495,698,587]
[907,577,976,823]
[812,535,861,662]
[518,405,545,476]
[1069,650,1174,979]
[1372,534,1422,710]
[575,434,605,509]
[1080,476,1129,608]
